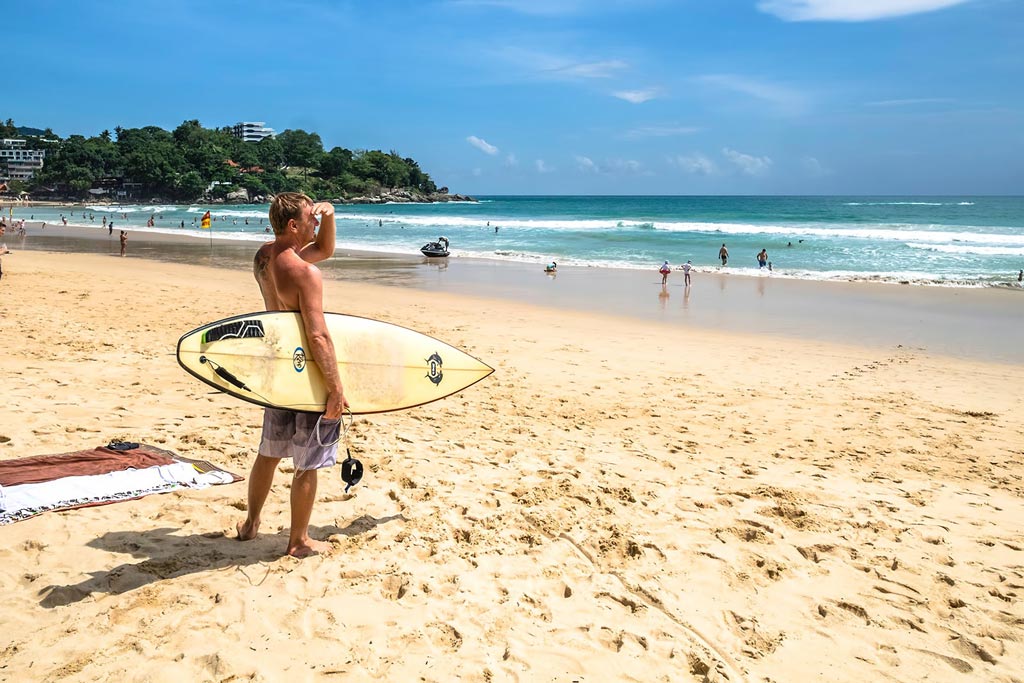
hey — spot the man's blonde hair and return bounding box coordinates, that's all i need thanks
[268,192,312,235]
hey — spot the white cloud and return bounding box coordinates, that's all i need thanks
[722,148,773,175]
[447,0,654,16]
[575,155,599,173]
[608,159,644,174]
[671,154,717,175]
[625,125,701,139]
[757,0,970,22]
[612,88,659,104]
[864,97,954,107]
[535,159,554,173]
[801,156,831,177]
[504,153,519,167]
[698,74,807,115]
[547,59,628,80]
[574,156,644,174]
[466,135,499,155]
[482,46,630,84]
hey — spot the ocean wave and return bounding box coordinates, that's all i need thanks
[843,201,959,206]
[328,213,1023,245]
[905,242,1024,256]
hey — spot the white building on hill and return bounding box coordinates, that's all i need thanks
[0,139,46,182]
[231,122,276,143]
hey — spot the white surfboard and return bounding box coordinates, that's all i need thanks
[176,311,494,414]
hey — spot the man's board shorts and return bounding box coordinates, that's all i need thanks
[258,408,341,471]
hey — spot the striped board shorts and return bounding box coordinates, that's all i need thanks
[258,408,341,471]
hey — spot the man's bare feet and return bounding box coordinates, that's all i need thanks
[287,538,332,558]
[236,518,260,541]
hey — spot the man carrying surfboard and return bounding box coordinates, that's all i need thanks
[238,192,348,558]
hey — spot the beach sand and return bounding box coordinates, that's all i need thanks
[1,245,1023,682]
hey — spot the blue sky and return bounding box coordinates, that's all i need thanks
[7,0,1023,194]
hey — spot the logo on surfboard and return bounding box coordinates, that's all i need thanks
[293,347,306,372]
[426,352,443,385]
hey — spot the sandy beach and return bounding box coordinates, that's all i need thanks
[1,241,1023,681]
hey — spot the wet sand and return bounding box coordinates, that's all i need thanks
[8,221,1024,363]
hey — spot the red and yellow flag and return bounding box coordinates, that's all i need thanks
[200,211,211,229]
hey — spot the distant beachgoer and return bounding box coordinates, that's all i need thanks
[378,219,383,227]
[180,220,185,228]
[719,243,728,266]
[682,260,693,286]
[0,244,9,281]
[768,261,773,272]
[544,261,557,273]
[1019,269,1023,283]
[109,222,114,235]
[495,226,499,233]
[120,231,127,257]
[787,242,792,247]
[659,260,672,285]
[757,249,768,268]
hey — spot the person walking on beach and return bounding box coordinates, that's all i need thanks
[659,260,672,285]
[0,244,10,281]
[1019,269,1023,283]
[119,231,127,257]
[682,260,693,286]
[757,249,768,268]
[237,192,347,558]
[719,243,729,266]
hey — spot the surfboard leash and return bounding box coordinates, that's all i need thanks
[198,355,274,406]
[314,409,363,493]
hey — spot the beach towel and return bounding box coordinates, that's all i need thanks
[0,443,242,525]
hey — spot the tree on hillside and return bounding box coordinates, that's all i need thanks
[21,119,451,202]
[117,126,183,192]
[318,147,353,179]
[277,129,324,167]
[254,136,285,169]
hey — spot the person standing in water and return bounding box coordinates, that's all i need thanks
[719,243,729,266]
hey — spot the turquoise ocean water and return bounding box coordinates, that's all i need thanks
[15,195,1024,287]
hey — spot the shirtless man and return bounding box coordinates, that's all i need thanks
[237,192,347,558]
[719,243,729,266]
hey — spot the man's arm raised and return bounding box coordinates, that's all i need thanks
[300,202,336,264]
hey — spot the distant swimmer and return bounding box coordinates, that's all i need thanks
[719,243,729,266]
[544,261,557,273]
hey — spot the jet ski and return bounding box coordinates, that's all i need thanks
[420,235,450,257]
